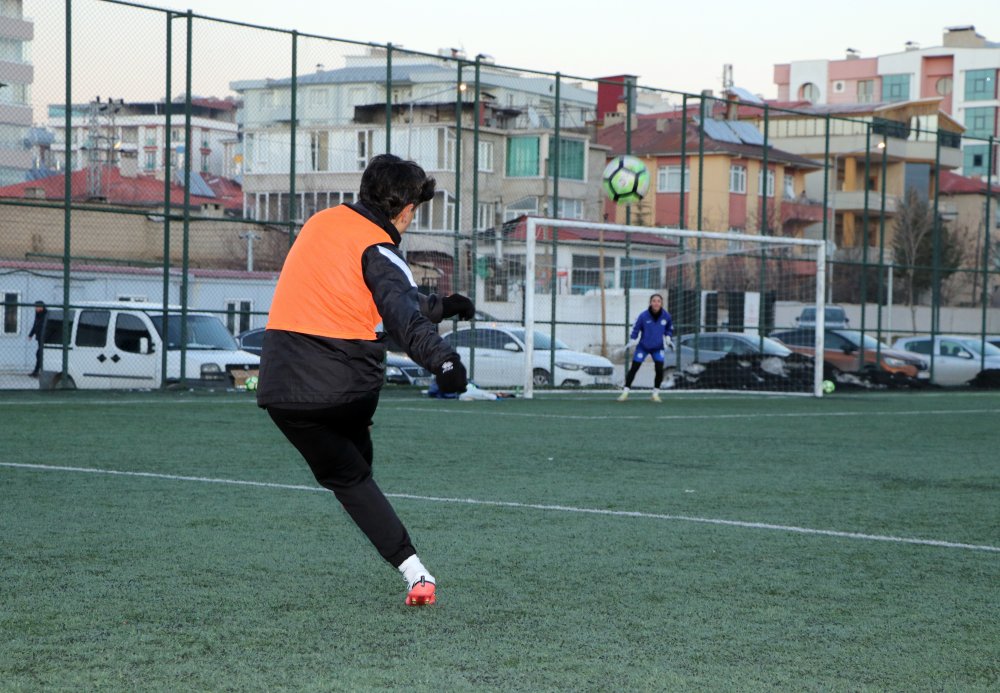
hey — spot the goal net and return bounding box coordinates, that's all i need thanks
[464,216,827,399]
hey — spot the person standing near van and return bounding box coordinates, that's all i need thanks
[27,300,47,377]
[617,293,673,402]
[256,154,473,606]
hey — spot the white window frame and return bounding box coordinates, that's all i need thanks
[757,168,775,198]
[729,164,747,194]
[225,299,254,336]
[656,165,690,193]
[478,140,494,172]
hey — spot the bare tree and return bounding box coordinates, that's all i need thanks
[891,188,963,329]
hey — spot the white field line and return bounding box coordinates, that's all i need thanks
[387,406,1000,421]
[2,462,997,554]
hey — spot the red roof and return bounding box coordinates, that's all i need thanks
[0,166,242,211]
[939,170,1000,196]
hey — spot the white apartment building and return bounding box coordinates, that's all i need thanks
[0,0,32,186]
[47,98,239,180]
[230,48,604,232]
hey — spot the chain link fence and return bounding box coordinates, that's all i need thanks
[0,0,996,389]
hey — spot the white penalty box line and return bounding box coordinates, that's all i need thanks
[2,462,997,554]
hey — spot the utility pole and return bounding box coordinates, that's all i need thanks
[240,231,261,271]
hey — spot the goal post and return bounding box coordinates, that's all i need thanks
[514,217,827,399]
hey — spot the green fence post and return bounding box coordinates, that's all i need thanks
[980,136,995,366]
[289,30,297,245]
[876,132,888,359]
[61,0,72,379]
[549,72,561,382]
[161,10,173,387]
[385,43,392,155]
[469,55,481,380]
[760,103,769,234]
[858,124,871,370]
[179,10,194,385]
[453,60,463,300]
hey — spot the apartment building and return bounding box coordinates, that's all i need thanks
[47,98,240,181]
[774,25,999,178]
[0,0,32,186]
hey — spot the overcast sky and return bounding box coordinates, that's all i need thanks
[27,0,1000,121]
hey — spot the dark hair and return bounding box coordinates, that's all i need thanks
[649,293,663,303]
[34,300,46,308]
[359,154,435,220]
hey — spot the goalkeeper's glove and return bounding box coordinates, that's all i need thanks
[441,293,475,321]
[626,338,639,350]
[664,336,675,351]
[434,357,467,394]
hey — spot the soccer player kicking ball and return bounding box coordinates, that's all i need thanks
[618,293,674,402]
[256,154,475,606]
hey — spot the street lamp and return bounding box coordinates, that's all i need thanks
[406,82,467,159]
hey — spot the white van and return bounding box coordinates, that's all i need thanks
[40,302,259,389]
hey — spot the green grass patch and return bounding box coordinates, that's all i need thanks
[1,390,998,690]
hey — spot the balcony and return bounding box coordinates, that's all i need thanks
[780,198,824,224]
[832,190,899,214]
[0,14,33,42]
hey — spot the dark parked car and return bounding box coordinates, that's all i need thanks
[236,328,430,386]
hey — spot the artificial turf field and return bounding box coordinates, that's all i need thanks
[1,388,998,691]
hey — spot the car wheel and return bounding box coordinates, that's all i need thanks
[561,379,581,388]
[532,368,551,386]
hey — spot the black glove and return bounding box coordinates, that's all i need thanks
[435,357,467,394]
[441,293,475,321]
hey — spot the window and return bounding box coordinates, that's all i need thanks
[3,291,17,334]
[200,152,209,173]
[556,198,584,219]
[905,339,931,355]
[798,82,820,102]
[225,300,252,335]
[620,257,661,290]
[114,313,151,353]
[757,168,775,197]
[548,138,585,180]
[506,136,540,177]
[310,131,329,172]
[964,107,996,139]
[784,174,795,200]
[76,310,110,347]
[357,130,372,170]
[729,165,747,194]
[310,89,327,106]
[657,165,690,193]
[144,151,156,171]
[857,80,875,103]
[571,255,613,295]
[964,69,996,101]
[478,202,497,230]
[478,141,494,172]
[503,196,538,222]
[881,74,910,102]
[935,77,953,96]
[963,145,990,176]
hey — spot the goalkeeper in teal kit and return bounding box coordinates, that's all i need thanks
[618,293,673,402]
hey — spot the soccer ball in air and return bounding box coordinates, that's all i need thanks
[244,375,259,392]
[602,155,650,204]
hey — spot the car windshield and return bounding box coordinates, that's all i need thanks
[508,328,571,351]
[758,336,793,356]
[958,338,1000,356]
[149,314,238,350]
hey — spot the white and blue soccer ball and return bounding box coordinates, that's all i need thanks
[602,155,650,204]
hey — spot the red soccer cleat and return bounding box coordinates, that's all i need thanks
[405,576,436,606]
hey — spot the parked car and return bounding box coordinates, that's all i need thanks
[237,327,431,386]
[770,328,927,382]
[42,303,259,389]
[794,305,849,329]
[892,335,1000,386]
[441,325,615,387]
[677,332,793,369]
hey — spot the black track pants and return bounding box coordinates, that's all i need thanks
[267,395,416,568]
[624,360,664,388]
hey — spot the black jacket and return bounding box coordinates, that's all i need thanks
[256,202,457,408]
